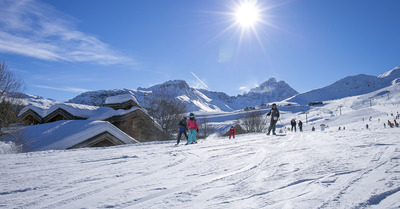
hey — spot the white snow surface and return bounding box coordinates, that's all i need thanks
[1,82,400,208]
[1,129,400,208]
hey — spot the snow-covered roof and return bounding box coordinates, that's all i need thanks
[19,102,141,121]
[104,94,139,105]
[13,120,138,152]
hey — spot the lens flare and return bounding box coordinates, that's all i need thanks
[234,1,261,29]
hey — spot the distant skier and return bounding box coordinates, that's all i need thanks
[366,124,369,129]
[395,120,398,127]
[312,126,315,131]
[291,119,297,132]
[186,113,199,144]
[298,120,303,132]
[266,103,280,135]
[388,120,394,128]
[176,117,188,145]
[229,126,235,139]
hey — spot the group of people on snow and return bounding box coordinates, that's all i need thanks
[290,119,303,132]
[176,103,301,144]
[177,104,400,144]
[176,113,199,145]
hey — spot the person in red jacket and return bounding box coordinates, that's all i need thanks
[229,126,235,139]
[186,113,199,144]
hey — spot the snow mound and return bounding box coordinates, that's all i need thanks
[0,141,20,154]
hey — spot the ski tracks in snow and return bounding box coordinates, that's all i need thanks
[2,129,400,208]
[316,131,400,209]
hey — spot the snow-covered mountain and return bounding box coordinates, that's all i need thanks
[66,89,141,106]
[66,66,400,113]
[6,93,56,109]
[236,78,298,107]
[287,66,400,105]
[69,78,298,113]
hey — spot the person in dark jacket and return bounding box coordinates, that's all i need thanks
[267,103,280,135]
[298,120,303,132]
[290,119,297,132]
[176,117,188,145]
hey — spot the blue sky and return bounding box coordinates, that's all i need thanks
[1,0,399,101]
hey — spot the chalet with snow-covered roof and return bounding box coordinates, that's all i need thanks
[17,94,165,149]
[3,120,139,152]
[103,94,141,110]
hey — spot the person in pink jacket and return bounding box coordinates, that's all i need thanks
[186,113,199,144]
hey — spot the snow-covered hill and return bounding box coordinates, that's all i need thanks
[6,93,56,109]
[287,66,400,105]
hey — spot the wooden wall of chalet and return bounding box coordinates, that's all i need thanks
[106,110,165,142]
[68,132,127,149]
[223,124,247,136]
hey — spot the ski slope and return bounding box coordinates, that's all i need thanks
[1,126,400,208]
[1,73,399,208]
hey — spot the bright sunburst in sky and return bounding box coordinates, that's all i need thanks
[234,1,261,29]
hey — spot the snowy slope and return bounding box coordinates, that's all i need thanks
[1,81,400,208]
[1,130,399,208]
[287,66,400,105]
[7,93,56,109]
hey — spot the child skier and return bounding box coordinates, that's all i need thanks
[229,126,235,139]
[176,117,188,145]
[186,113,199,144]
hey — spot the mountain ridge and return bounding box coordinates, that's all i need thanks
[68,78,298,112]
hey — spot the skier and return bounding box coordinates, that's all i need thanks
[266,103,280,135]
[229,126,235,139]
[395,120,398,127]
[312,126,315,131]
[186,113,199,144]
[366,124,369,129]
[176,117,188,145]
[388,120,393,128]
[298,120,303,132]
[291,119,297,132]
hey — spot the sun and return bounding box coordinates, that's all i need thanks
[234,1,261,29]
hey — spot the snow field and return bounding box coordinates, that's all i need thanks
[1,127,400,209]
